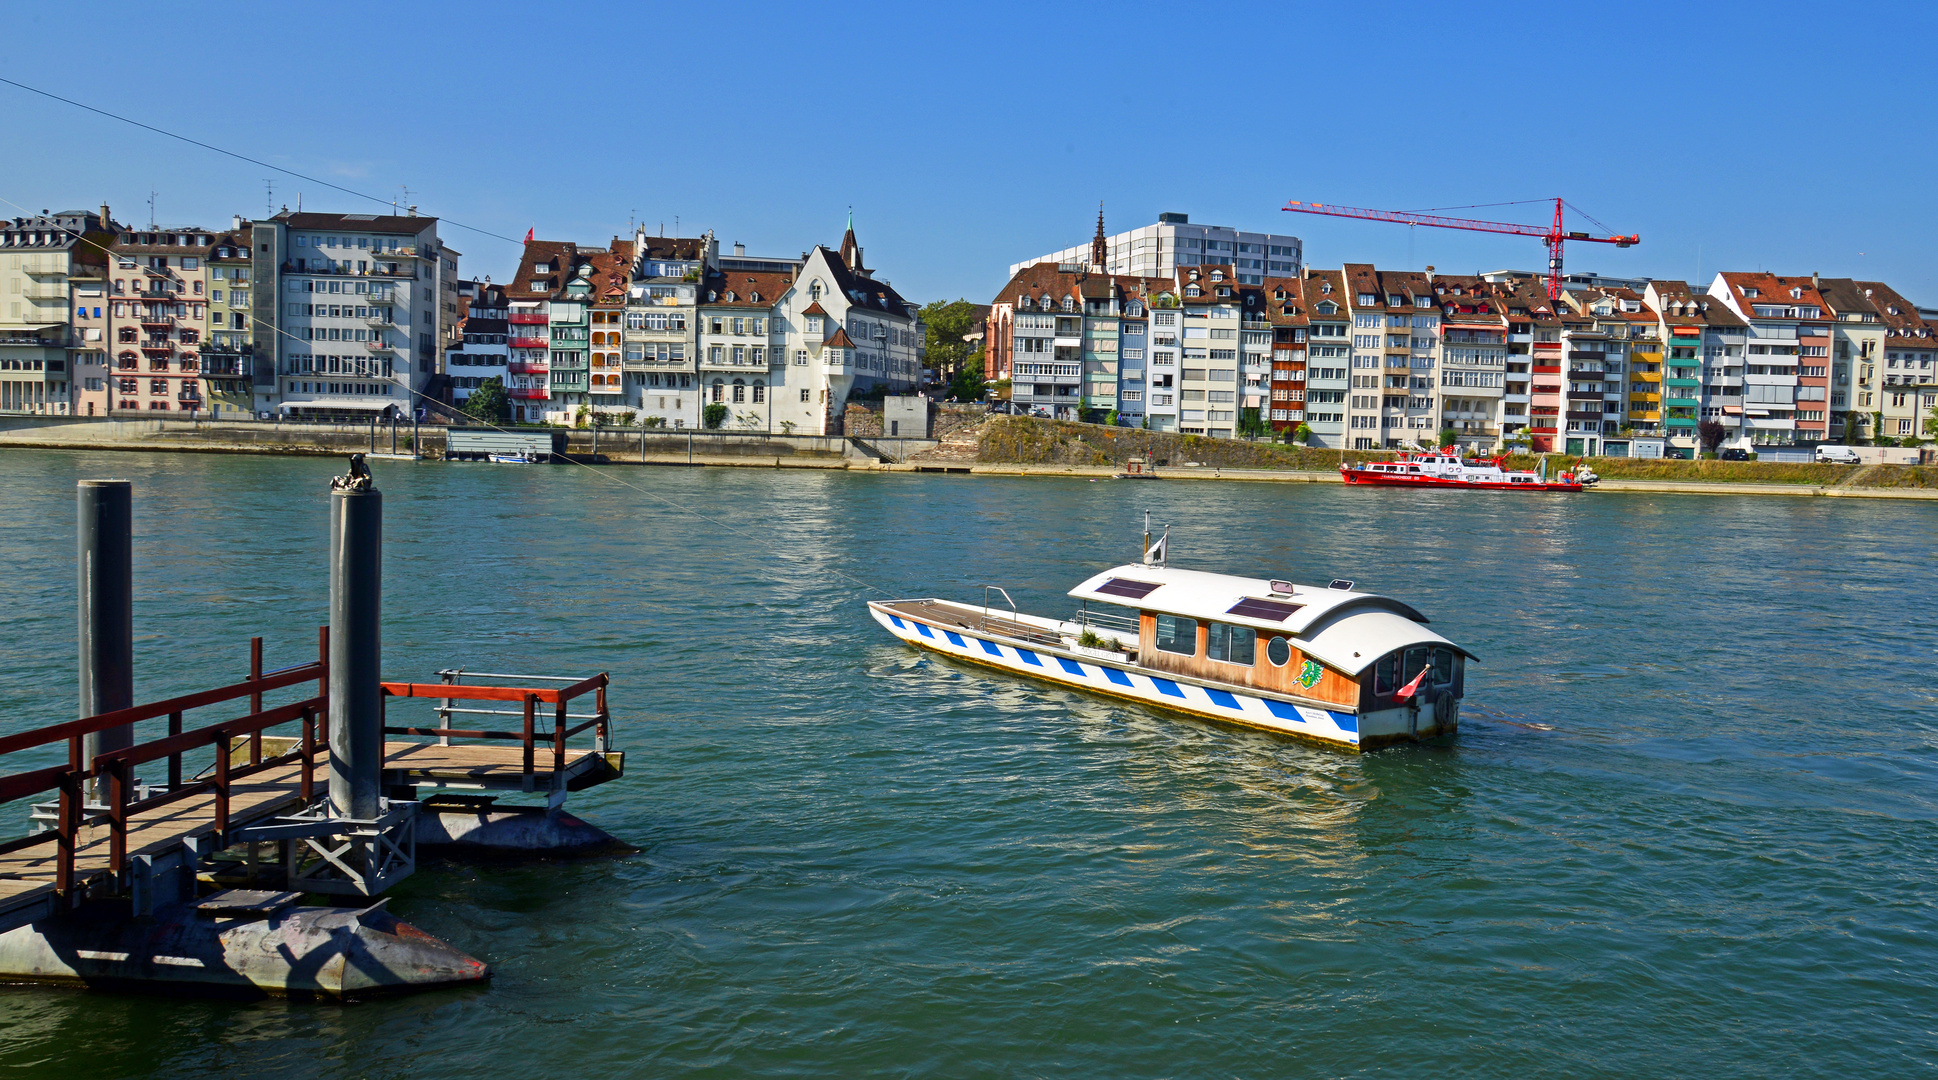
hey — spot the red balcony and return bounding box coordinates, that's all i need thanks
[510,336,548,349]
[508,313,547,325]
[508,359,548,374]
[509,387,551,400]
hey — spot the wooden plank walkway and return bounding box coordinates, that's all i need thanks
[0,742,620,925]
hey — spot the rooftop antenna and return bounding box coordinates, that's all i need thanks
[398,185,414,216]
[264,179,274,218]
[146,190,156,230]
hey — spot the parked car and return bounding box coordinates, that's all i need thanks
[1718,448,1752,461]
[1662,446,1691,460]
[1815,445,1862,464]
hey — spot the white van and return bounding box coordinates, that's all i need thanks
[1815,445,1862,464]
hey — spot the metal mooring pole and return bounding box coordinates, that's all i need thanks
[328,458,382,820]
[78,480,134,801]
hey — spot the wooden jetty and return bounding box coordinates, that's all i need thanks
[0,464,631,997]
[0,637,623,934]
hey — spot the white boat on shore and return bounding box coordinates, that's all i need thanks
[868,526,1473,752]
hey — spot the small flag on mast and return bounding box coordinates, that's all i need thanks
[1144,527,1168,567]
[525,227,535,243]
[1395,664,1432,701]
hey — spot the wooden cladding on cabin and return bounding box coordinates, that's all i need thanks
[1137,612,1358,707]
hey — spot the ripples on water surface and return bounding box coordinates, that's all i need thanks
[0,450,1933,1078]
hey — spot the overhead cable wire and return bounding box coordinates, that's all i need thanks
[0,75,524,248]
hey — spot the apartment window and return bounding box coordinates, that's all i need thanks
[800,388,810,402]
[709,346,723,363]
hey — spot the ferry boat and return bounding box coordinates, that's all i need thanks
[1340,449,1595,492]
[867,527,1472,751]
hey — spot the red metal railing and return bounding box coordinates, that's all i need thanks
[379,673,608,786]
[509,336,548,349]
[0,630,328,898]
[507,313,547,325]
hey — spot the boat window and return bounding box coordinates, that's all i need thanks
[1154,614,1197,655]
[1375,654,1398,694]
[1096,577,1162,600]
[1205,622,1255,665]
[1407,466,1421,472]
[1227,597,1301,622]
[1431,647,1456,685]
[1265,636,1292,667]
[1403,646,1429,684]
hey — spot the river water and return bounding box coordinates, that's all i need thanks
[0,450,1933,1078]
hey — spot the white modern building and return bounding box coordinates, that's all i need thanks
[1013,211,1301,285]
[253,210,449,419]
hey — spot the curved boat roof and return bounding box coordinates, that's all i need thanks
[1068,564,1474,675]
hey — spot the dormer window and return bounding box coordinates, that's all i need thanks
[1790,287,1803,299]
[1357,293,1376,305]
[1320,281,1333,294]
[1415,297,1431,308]
[749,292,760,303]
[534,263,551,274]
[1316,301,1336,314]
[1216,287,1231,297]
[1209,270,1224,282]
[1185,286,1201,297]
[1387,295,1402,306]
[1742,286,1759,298]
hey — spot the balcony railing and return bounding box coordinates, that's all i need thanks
[140,341,172,354]
[507,360,548,374]
[509,387,550,400]
[365,340,397,352]
[510,336,548,349]
[508,313,547,325]
[139,316,174,328]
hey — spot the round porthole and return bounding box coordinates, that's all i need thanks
[1266,637,1292,667]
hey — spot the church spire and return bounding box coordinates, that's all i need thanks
[1090,202,1108,270]
[839,208,866,274]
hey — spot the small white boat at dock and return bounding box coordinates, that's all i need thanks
[868,524,1473,751]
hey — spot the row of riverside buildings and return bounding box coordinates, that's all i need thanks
[0,205,920,435]
[447,221,923,431]
[989,214,1938,455]
[0,206,458,420]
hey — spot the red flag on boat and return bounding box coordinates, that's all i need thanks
[524,227,535,243]
[1396,664,1432,700]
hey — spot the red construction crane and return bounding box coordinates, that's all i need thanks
[1281,197,1638,301]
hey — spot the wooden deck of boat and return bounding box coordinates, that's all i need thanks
[0,741,621,926]
[877,599,1068,647]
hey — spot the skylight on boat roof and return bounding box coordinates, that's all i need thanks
[1094,578,1162,600]
[1226,597,1302,622]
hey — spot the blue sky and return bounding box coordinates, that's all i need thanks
[3,0,1933,305]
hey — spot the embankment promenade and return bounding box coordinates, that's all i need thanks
[2,414,1933,500]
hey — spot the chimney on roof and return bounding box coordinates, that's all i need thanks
[99,204,111,227]
[734,241,746,256]
[1812,271,1820,288]
[407,205,417,217]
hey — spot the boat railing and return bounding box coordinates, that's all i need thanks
[980,585,1019,626]
[1071,607,1139,636]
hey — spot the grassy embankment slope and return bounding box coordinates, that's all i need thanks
[974,418,1936,487]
